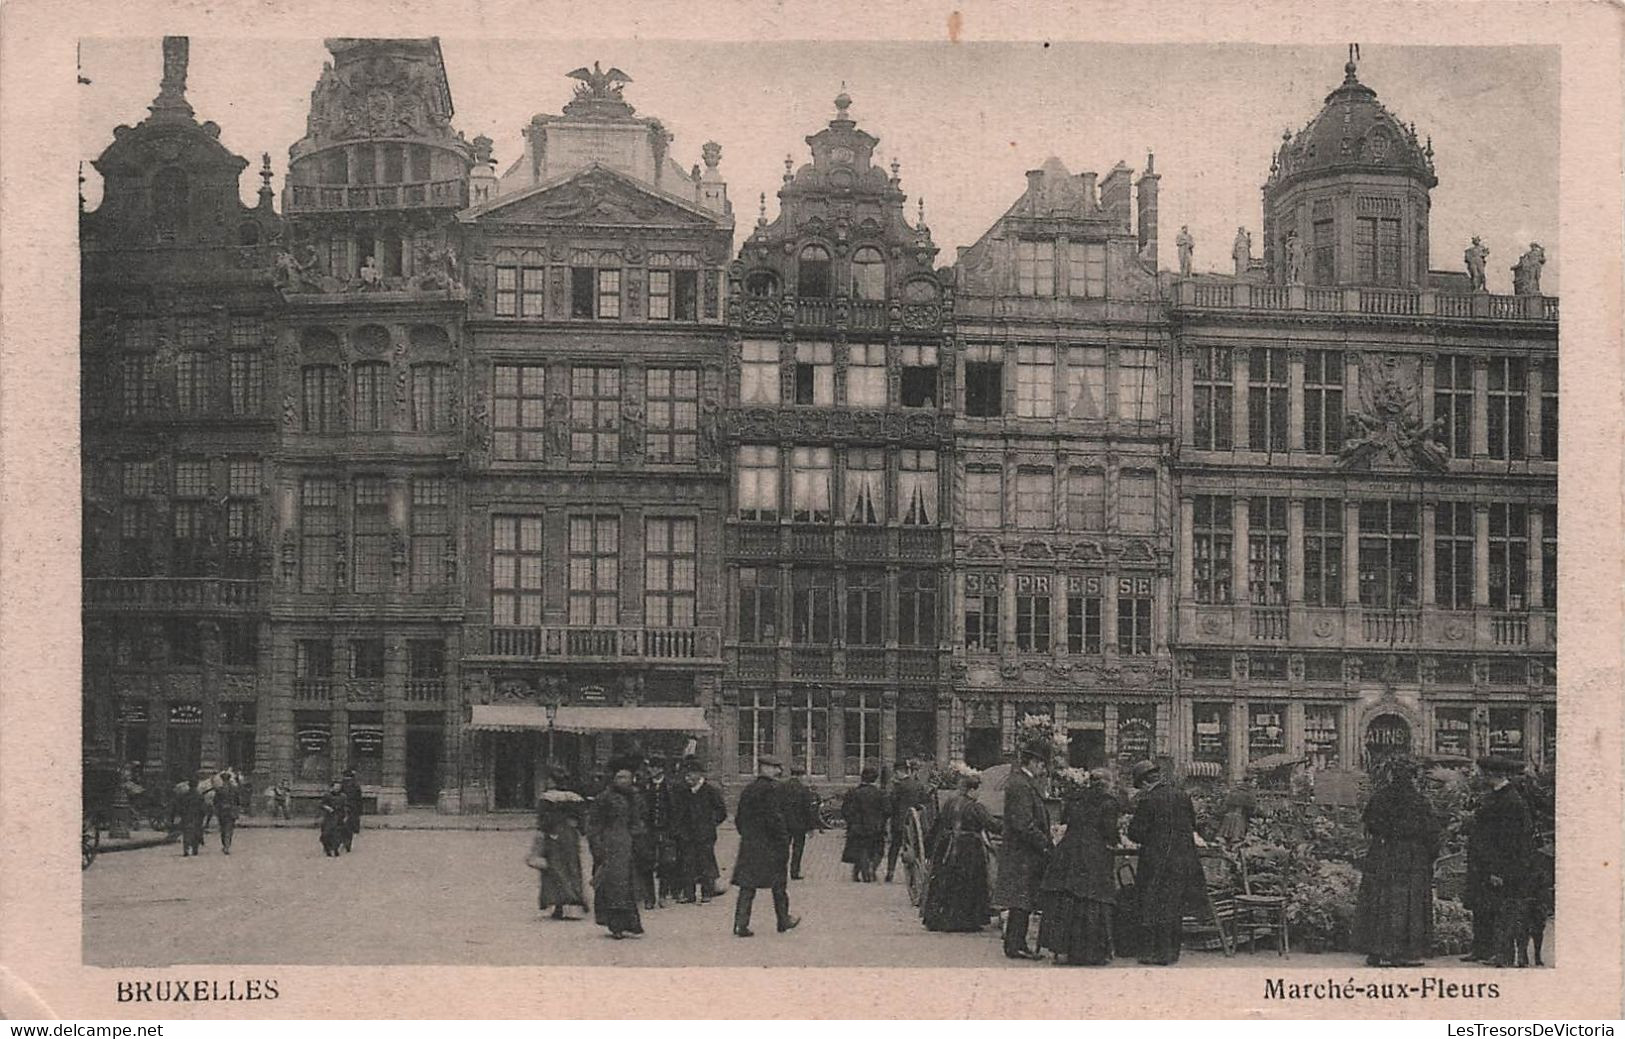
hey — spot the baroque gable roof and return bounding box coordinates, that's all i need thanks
[459,161,729,229]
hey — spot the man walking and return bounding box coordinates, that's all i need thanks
[339,768,363,853]
[644,755,679,907]
[674,759,727,903]
[214,769,240,854]
[996,747,1052,960]
[781,765,821,880]
[1126,759,1204,965]
[731,755,801,938]
[1462,755,1536,966]
[176,776,207,857]
[885,760,931,883]
[840,766,888,882]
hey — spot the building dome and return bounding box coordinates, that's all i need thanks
[1266,59,1436,193]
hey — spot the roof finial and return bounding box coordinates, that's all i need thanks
[258,152,275,206]
[890,157,901,182]
[1345,42,1360,82]
[834,83,853,120]
[783,154,794,182]
[149,36,195,121]
[917,197,926,225]
[758,191,767,226]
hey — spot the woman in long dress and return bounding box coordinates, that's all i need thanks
[586,765,645,939]
[533,767,588,920]
[1354,755,1440,966]
[920,771,997,932]
[1038,770,1121,965]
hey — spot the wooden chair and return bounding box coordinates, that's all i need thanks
[1180,849,1238,956]
[1232,848,1291,956]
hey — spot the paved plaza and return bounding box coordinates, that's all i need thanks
[83,825,1552,970]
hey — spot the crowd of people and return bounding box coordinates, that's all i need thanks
[167,767,248,857]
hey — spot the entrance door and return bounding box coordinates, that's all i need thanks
[166,727,201,786]
[964,727,1001,770]
[1363,713,1412,769]
[405,723,441,806]
[491,732,539,810]
[1068,729,1106,769]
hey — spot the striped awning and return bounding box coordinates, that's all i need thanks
[468,704,710,735]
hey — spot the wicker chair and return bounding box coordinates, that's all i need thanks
[1232,847,1291,955]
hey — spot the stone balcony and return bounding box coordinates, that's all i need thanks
[724,644,949,684]
[1178,602,1555,651]
[1173,278,1557,322]
[725,524,948,562]
[84,577,264,611]
[733,296,944,334]
[473,624,722,665]
[286,179,468,214]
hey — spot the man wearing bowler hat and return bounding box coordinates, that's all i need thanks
[1462,754,1536,966]
[731,754,800,937]
[674,758,728,903]
[1126,758,1204,965]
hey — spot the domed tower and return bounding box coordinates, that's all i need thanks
[1262,50,1437,288]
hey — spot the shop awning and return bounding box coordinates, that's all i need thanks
[467,704,710,735]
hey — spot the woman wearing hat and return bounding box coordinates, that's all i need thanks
[1037,769,1121,965]
[1353,755,1441,966]
[920,766,997,933]
[586,762,646,938]
[531,766,588,920]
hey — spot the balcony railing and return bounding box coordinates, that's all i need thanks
[1363,610,1420,645]
[900,528,942,559]
[736,646,778,678]
[790,647,833,678]
[1250,607,1289,641]
[788,527,834,558]
[735,296,936,333]
[1360,288,1419,315]
[1249,285,1290,310]
[1491,613,1529,646]
[1488,294,1524,319]
[84,577,263,609]
[845,647,888,680]
[735,526,781,555]
[846,528,887,560]
[796,298,833,327]
[484,625,718,661]
[404,678,445,704]
[287,179,468,213]
[1174,279,1556,322]
[899,649,940,681]
[293,678,332,703]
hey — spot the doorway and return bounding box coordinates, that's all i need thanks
[166,726,201,785]
[491,731,539,810]
[964,727,1001,770]
[405,714,442,806]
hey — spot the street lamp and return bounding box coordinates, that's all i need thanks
[543,687,563,775]
[108,698,132,839]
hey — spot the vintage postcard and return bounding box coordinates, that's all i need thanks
[1,0,1621,1021]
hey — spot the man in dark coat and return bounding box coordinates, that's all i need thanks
[674,759,728,903]
[781,765,821,880]
[1126,759,1204,964]
[318,780,347,857]
[1462,755,1536,967]
[731,755,801,937]
[176,778,207,857]
[643,756,679,906]
[996,747,1053,960]
[840,766,888,882]
[885,760,931,883]
[214,771,241,855]
[339,768,363,853]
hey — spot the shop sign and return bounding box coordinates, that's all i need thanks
[296,728,330,753]
[168,703,202,726]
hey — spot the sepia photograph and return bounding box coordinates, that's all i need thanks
[71,32,1568,974]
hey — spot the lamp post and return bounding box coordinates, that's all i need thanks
[543,691,562,775]
[108,701,132,839]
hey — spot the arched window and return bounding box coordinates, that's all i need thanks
[798,244,832,298]
[151,167,189,234]
[745,271,779,298]
[850,247,886,301]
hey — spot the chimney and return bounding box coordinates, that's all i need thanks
[1024,169,1045,212]
[1101,161,1132,231]
[1080,172,1099,211]
[1136,152,1160,267]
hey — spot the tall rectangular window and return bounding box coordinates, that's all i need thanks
[1014,574,1051,653]
[1358,501,1420,609]
[171,459,209,576]
[789,690,828,776]
[1434,502,1475,610]
[1248,497,1288,605]
[1540,362,1558,460]
[845,569,884,646]
[647,268,671,321]
[738,691,775,775]
[737,445,779,521]
[1303,499,1344,607]
[1305,705,1341,769]
[737,567,779,642]
[965,470,1003,528]
[846,343,887,407]
[410,478,449,591]
[1016,345,1055,418]
[350,638,386,679]
[1487,357,1527,461]
[301,365,340,432]
[122,355,158,418]
[791,569,835,644]
[1117,348,1157,422]
[495,263,518,317]
[521,260,546,317]
[568,515,619,625]
[1356,216,1402,286]
[228,351,263,415]
[352,477,390,592]
[224,459,261,577]
[1541,505,1556,608]
[300,477,337,591]
[1248,348,1288,451]
[1066,575,1103,655]
[844,448,885,525]
[411,364,452,431]
[1118,471,1157,533]
[352,362,387,431]
[570,366,620,462]
[899,345,939,408]
[790,446,832,523]
[1067,240,1106,298]
[1194,495,1233,604]
[1488,503,1529,610]
[1434,356,1473,459]
[963,573,1000,652]
[898,450,936,526]
[408,639,445,679]
[596,268,622,319]
[645,517,696,627]
[1016,240,1054,297]
[646,367,698,463]
[1303,350,1344,454]
[898,570,937,647]
[1192,346,1233,450]
[794,342,834,406]
[1067,470,1105,530]
[229,315,262,348]
[174,351,209,415]
[740,341,781,405]
[1117,574,1154,656]
[1015,469,1053,530]
[1312,217,1335,284]
[570,266,594,318]
[1065,346,1106,419]
[843,691,882,777]
[493,364,546,461]
[120,461,155,576]
[674,268,699,321]
[964,360,1003,417]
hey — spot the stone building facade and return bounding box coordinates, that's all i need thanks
[1166,58,1558,781]
[948,157,1177,771]
[720,94,955,782]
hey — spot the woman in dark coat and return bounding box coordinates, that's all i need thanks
[317,780,347,857]
[921,771,998,932]
[533,767,588,920]
[1354,755,1441,966]
[586,766,645,939]
[1038,770,1121,965]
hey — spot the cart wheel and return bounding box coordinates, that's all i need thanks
[903,808,928,906]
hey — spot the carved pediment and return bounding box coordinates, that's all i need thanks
[1072,540,1106,562]
[1121,539,1155,563]
[966,536,1001,559]
[1019,540,1054,560]
[467,166,722,228]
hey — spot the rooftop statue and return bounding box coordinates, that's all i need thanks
[1231,226,1252,277]
[1464,236,1490,292]
[1512,243,1546,296]
[1175,225,1194,277]
[567,62,632,101]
